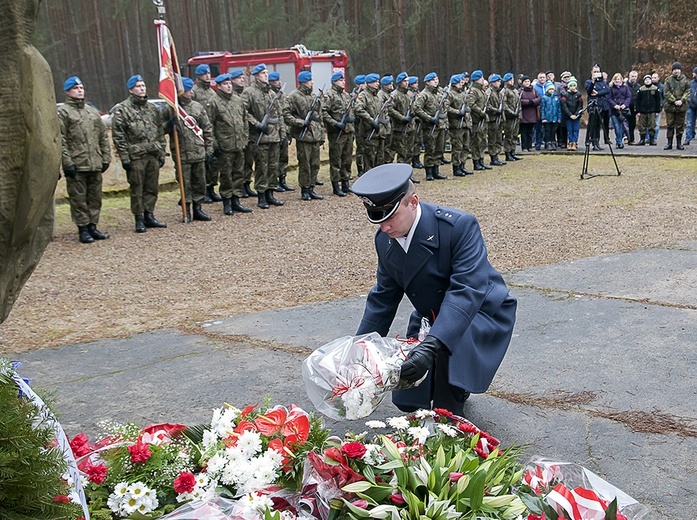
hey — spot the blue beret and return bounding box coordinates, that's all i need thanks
[408,76,418,85]
[252,63,267,75]
[502,72,514,82]
[365,73,380,83]
[331,71,344,82]
[396,71,408,83]
[354,74,366,85]
[471,70,483,81]
[380,75,394,85]
[488,73,502,82]
[297,70,312,83]
[268,71,280,81]
[63,76,82,91]
[450,74,462,84]
[195,64,210,76]
[127,74,144,89]
[424,72,437,82]
[350,163,414,224]
[229,69,243,79]
[182,77,194,92]
[215,73,231,84]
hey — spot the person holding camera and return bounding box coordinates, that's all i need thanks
[584,65,610,151]
[608,73,632,149]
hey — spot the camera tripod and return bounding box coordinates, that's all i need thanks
[581,101,621,180]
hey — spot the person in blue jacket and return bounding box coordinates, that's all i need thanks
[540,82,562,150]
[351,163,517,416]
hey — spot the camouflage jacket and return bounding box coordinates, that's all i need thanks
[446,86,471,130]
[283,84,325,143]
[354,85,389,139]
[322,84,355,137]
[242,79,281,144]
[377,87,394,135]
[191,80,215,108]
[388,86,415,134]
[663,73,690,112]
[467,82,488,123]
[58,96,111,171]
[486,86,503,121]
[207,89,249,152]
[415,85,448,131]
[166,97,213,163]
[270,85,288,139]
[502,84,521,119]
[111,94,166,163]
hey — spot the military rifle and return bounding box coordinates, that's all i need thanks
[334,87,358,143]
[256,82,286,145]
[429,84,451,136]
[367,90,395,141]
[512,90,522,118]
[477,88,492,133]
[495,88,505,126]
[457,94,470,129]
[402,90,417,136]
[299,84,325,140]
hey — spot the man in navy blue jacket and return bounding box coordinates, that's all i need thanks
[351,163,517,415]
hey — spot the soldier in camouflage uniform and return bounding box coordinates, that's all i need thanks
[242,63,284,209]
[58,76,111,243]
[269,71,294,192]
[446,74,473,176]
[322,71,355,196]
[460,72,473,167]
[408,76,425,170]
[191,63,221,202]
[166,77,214,222]
[354,73,390,173]
[283,70,325,201]
[663,62,690,150]
[378,75,394,164]
[112,74,167,233]
[501,73,522,162]
[485,74,506,166]
[388,72,419,183]
[414,72,448,180]
[352,75,367,176]
[466,70,492,171]
[233,73,257,199]
[207,73,252,216]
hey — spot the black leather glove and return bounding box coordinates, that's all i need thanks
[336,121,346,131]
[311,113,321,122]
[370,119,380,130]
[403,115,412,123]
[122,162,133,172]
[346,116,356,123]
[213,148,221,157]
[63,165,77,179]
[429,116,439,124]
[205,153,212,165]
[400,336,444,383]
[101,163,109,173]
[158,156,165,168]
[257,123,269,134]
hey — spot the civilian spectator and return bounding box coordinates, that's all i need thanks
[519,75,540,152]
[685,66,697,145]
[608,72,632,148]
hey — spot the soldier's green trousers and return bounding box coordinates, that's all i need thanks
[176,161,206,204]
[487,121,502,156]
[296,141,321,188]
[503,118,520,153]
[126,155,160,216]
[66,171,103,226]
[205,155,220,188]
[423,127,446,167]
[361,137,385,172]
[448,127,466,165]
[328,132,353,182]
[250,141,280,192]
[471,119,487,161]
[391,131,413,163]
[279,137,289,175]
[218,149,245,199]
[665,111,686,139]
[243,144,254,184]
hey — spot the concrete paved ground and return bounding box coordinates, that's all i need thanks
[11,242,696,519]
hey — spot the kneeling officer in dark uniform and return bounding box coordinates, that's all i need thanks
[351,163,517,415]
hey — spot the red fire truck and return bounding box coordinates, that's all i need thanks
[186,44,348,93]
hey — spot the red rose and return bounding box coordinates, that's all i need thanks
[341,441,367,459]
[53,494,71,503]
[69,433,92,457]
[173,471,196,494]
[389,493,406,506]
[128,439,152,463]
[85,462,108,484]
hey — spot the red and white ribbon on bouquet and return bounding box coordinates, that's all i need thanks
[524,463,558,493]
[546,483,628,520]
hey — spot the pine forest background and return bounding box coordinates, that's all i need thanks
[36,0,697,110]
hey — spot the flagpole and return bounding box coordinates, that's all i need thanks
[154,0,188,223]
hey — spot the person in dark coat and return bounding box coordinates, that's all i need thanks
[584,64,610,150]
[352,163,517,416]
[560,78,584,150]
[519,75,540,152]
[607,72,633,148]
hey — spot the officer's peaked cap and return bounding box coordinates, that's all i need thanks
[351,163,414,224]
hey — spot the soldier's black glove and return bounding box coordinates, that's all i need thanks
[400,336,444,383]
[101,163,109,173]
[403,115,412,123]
[122,162,133,172]
[213,148,221,157]
[63,165,77,179]
[158,157,165,168]
[311,113,321,122]
[205,153,212,165]
[257,123,269,134]
[335,121,346,131]
[370,119,380,130]
[429,116,439,124]
[346,116,356,123]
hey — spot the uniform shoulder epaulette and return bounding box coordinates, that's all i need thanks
[434,207,462,226]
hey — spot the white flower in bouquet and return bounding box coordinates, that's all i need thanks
[408,426,430,444]
[237,430,263,457]
[387,416,410,430]
[202,429,218,451]
[414,409,437,419]
[362,443,386,465]
[365,420,386,429]
[210,406,239,438]
[239,490,274,514]
[207,452,227,475]
[176,472,217,503]
[436,423,459,437]
[107,481,158,517]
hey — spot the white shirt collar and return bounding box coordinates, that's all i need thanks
[396,203,422,252]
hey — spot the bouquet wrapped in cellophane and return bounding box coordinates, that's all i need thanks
[302,323,429,420]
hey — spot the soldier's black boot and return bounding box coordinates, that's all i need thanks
[244,181,257,197]
[274,179,286,193]
[301,187,312,201]
[409,176,420,184]
[481,158,493,170]
[309,186,324,200]
[453,164,465,177]
[257,192,270,209]
[512,151,523,160]
[433,165,446,179]
[676,134,684,150]
[144,211,167,228]
[341,179,351,193]
[314,179,324,186]
[193,203,212,221]
[279,174,294,191]
[505,151,516,162]
[412,156,424,169]
[134,215,147,233]
[440,156,451,164]
[425,166,435,181]
[473,159,484,171]
[490,155,505,166]
[461,160,474,175]
[206,184,222,202]
[78,226,94,243]
[183,203,192,223]
[231,195,253,213]
[265,189,284,206]
[663,137,673,150]
[332,181,346,197]
[222,198,234,215]
[87,223,109,240]
[637,137,646,146]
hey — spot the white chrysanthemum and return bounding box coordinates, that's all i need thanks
[195,473,211,488]
[237,430,263,456]
[136,494,158,515]
[112,481,130,497]
[239,491,274,512]
[414,409,437,419]
[436,423,458,437]
[362,444,386,465]
[365,420,386,429]
[224,445,245,464]
[106,493,123,514]
[408,426,430,444]
[387,416,410,429]
[122,495,139,515]
[210,406,238,438]
[202,429,218,451]
[260,448,283,467]
[206,452,227,475]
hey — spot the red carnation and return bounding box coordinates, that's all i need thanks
[69,433,92,457]
[173,471,197,494]
[85,462,108,484]
[128,439,152,463]
[341,441,367,459]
